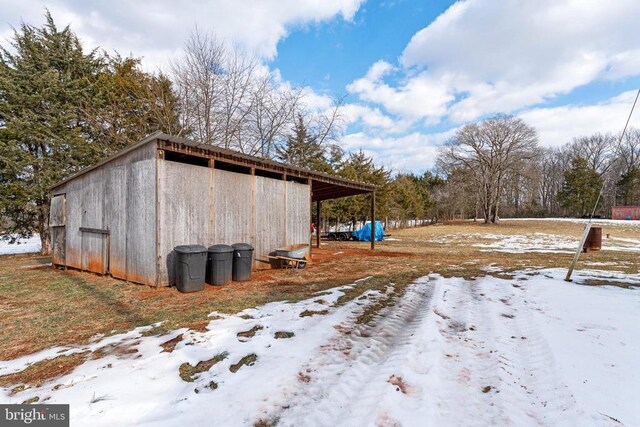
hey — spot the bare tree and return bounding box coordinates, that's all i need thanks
[172,29,310,158]
[616,127,640,174]
[569,133,616,174]
[171,29,226,145]
[250,73,302,158]
[439,115,539,223]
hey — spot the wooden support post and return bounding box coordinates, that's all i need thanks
[371,191,376,250]
[316,199,321,248]
[308,178,313,254]
[565,223,592,281]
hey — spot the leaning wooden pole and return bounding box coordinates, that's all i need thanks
[565,223,592,282]
[371,191,376,250]
[565,87,640,282]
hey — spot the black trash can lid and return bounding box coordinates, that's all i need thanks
[208,244,234,253]
[232,243,254,251]
[174,245,207,254]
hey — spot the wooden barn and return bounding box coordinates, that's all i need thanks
[49,131,375,287]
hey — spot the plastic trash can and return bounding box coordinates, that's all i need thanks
[232,243,254,281]
[174,245,207,292]
[207,244,234,285]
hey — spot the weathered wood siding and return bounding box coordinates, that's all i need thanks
[124,148,157,284]
[213,169,255,246]
[156,164,310,284]
[255,176,286,263]
[105,166,127,279]
[49,195,65,226]
[51,142,157,285]
[286,181,311,247]
[157,160,214,285]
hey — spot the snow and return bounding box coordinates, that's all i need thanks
[501,218,640,226]
[428,231,640,254]
[2,270,639,426]
[0,234,41,255]
[473,233,578,253]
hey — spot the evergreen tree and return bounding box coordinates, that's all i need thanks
[338,150,391,227]
[86,55,182,155]
[276,114,330,172]
[557,157,603,216]
[616,167,640,206]
[0,12,182,252]
[0,12,103,252]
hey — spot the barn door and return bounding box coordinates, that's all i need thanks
[52,228,66,265]
[80,228,109,274]
[50,194,66,266]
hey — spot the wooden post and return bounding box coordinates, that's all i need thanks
[371,191,376,250]
[565,223,592,281]
[308,178,313,254]
[316,199,321,248]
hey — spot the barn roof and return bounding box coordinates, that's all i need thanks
[51,131,375,201]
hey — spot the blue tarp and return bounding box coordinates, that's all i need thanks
[352,221,385,242]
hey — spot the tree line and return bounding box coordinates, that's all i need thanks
[2,13,638,254]
[435,115,640,223]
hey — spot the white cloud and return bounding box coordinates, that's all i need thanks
[519,90,640,147]
[341,103,410,133]
[347,63,454,122]
[0,0,364,70]
[348,0,640,124]
[340,130,454,172]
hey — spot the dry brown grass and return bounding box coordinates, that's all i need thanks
[0,352,90,388]
[1,219,638,363]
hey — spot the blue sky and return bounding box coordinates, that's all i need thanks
[3,0,640,172]
[271,1,452,95]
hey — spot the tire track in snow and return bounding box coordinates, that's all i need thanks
[261,278,435,426]
[258,274,615,426]
[466,276,605,426]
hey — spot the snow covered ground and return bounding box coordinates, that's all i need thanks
[2,270,639,426]
[0,234,41,255]
[428,231,640,254]
[502,218,640,226]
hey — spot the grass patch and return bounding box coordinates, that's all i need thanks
[0,352,90,388]
[179,352,229,382]
[10,385,26,395]
[580,279,639,289]
[237,325,263,339]
[356,280,413,325]
[274,331,295,339]
[229,354,257,373]
[299,309,329,317]
[254,416,280,427]
[160,334,184,353]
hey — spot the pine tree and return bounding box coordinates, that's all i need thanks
[86,55,182,155]
[338,150,391,227]
[616,167,640,206]
[0,12,103,252]
[557,157,603,216]
[276,114,328,171]
[0,12,182,253]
